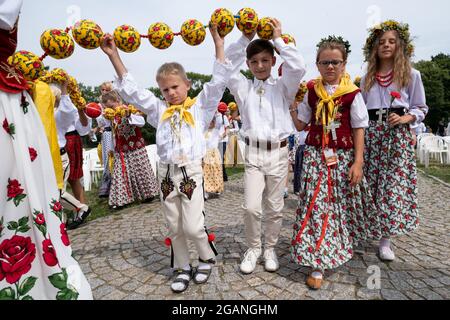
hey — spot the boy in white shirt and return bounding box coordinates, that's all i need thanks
[100,25,231,293]
[225,19,306,274]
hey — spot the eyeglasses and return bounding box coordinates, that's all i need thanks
[317,60,344,67]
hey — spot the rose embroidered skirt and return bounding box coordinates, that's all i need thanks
[0,90,92,299]
[364,121,419,237]
[290,146,380,271]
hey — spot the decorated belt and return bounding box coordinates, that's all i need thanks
[103,127,112,132]
[244,137,287,151]
[368,108,405,122]
[65,130,80,136]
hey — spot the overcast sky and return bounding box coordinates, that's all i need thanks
[17,0,450,89]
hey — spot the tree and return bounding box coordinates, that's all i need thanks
[414,53,450,131]
[78,83,100,103]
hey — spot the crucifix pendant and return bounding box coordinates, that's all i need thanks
[326,121,341,141]
[376,108,387,123]
[256,86,265,107]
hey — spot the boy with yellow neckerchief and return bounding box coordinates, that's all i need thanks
[100,24,232,294]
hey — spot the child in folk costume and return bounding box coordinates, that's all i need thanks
[360,21,428,261]
[225,19,306,274]
[224,103,245,168]
[100,91,158,209]
[97,81,114,198]
[100,24,231,293]
[203,114,224,197]
[289,36,379,290]
[0,0,92,299]
[51,82,92,230]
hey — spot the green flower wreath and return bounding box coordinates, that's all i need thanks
[363,20,414,61]
[317,35,352,55]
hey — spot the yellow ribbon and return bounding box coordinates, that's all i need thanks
[314,73,359,129]
[161,97,196,127]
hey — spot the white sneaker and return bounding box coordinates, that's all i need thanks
[240,248,261,274]
[379,246,395,261]
[263,248,279,272]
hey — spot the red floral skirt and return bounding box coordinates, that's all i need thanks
[65,132,83,180]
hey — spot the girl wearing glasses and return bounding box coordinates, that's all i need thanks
[360,21,428,262]
[289,36,379,290]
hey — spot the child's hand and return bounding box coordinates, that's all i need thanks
[268,18,282,40]
[209,23,224,48]
[100,33,118,57]
[348,162,363,187]
[61,79,69,95]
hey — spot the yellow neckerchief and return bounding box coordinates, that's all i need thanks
[314,73,359,129]
[161,97,196,127]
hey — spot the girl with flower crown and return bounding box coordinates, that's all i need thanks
[289,36,379,290]
[360,20,428,262]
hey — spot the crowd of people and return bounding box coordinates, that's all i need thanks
[1,0,428,299]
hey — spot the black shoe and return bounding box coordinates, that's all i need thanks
[81,207,91,221]
[67,218,84,230]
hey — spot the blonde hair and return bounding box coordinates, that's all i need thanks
[101,90,121,105]
[49,83,61,107]
[100,81,113,92]
[156,62,189,83]
[364,30,412,92]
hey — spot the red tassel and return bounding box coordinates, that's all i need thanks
[164,238,172,247]
[208,234,216,242]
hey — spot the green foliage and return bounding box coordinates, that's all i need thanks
[78,83,100,103]
[414,53,450,131]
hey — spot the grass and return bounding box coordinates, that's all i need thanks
[417,163,450,184]
[68,166,246,223]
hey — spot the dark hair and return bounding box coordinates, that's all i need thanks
[246,39,274,59]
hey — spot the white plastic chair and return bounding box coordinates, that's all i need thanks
[420,136,447,167]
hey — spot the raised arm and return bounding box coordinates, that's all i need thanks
[270,19,306,105]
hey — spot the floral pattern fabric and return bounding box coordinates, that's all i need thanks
[364,121,419,237]
[291,146,380,271]
[0,90,92,300]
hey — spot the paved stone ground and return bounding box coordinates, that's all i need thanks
[69,173,450,300]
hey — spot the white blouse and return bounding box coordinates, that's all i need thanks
[225,36,306,142]
[113,59,232,166]
[360,69,428,128]
[54,95,92,148]
[297,84,369,129]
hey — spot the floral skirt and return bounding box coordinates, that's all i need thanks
[109,147,159,207]
[202,149,224,193]
[0,91,92,300]
[291,146,380,271]
[364,121,419,237]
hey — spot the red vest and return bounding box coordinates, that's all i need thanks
[306,83,360,150]
[114,117,146,153]
[0,24,28,93]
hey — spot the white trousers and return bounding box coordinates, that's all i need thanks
[158,161,216,268]
[243,144,288,250]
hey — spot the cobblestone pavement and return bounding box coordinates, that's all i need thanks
[69,173,450,300]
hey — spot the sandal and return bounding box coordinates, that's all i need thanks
[193,267,212,285]
[193,258,215,285]
[171,267,193,293]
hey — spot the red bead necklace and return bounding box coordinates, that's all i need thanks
[376,70,394,87]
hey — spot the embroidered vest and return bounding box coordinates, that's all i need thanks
[114,117,146,153]
[0,24,28,93]
[306,85,360,150]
